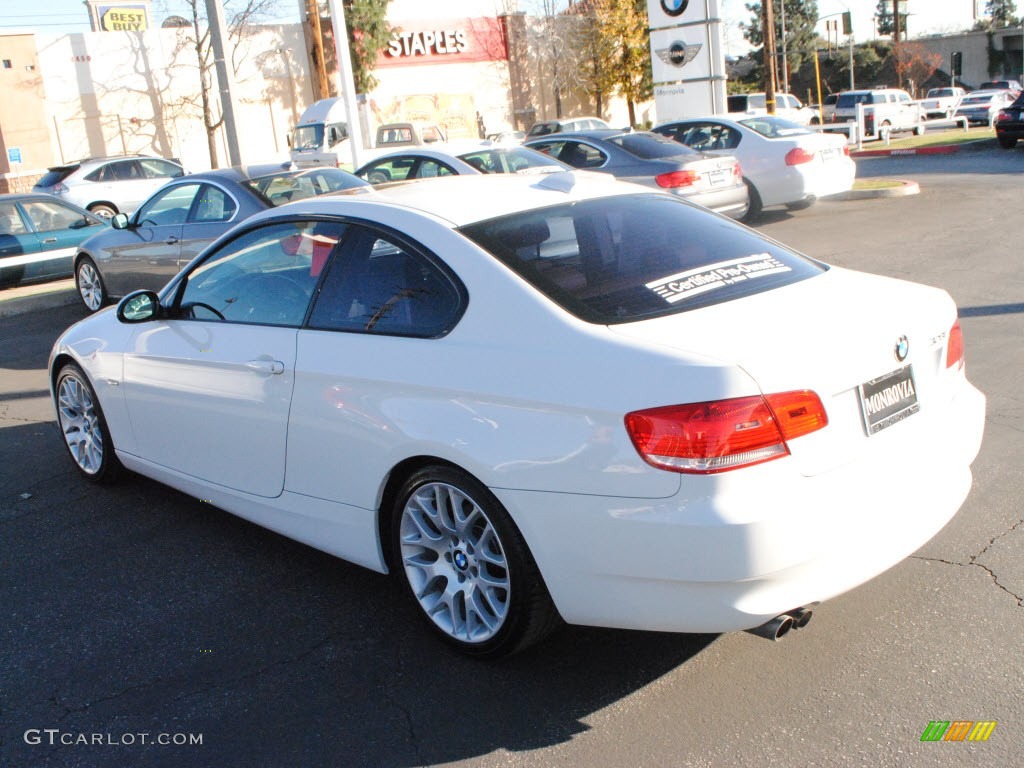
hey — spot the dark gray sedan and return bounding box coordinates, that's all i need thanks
[74,164,368,311]
[524,130,748,219]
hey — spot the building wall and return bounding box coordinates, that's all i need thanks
[0,34,56,192]
[914,29,1024,89]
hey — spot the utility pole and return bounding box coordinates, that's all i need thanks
[762,0,778,114]
[326,0,364,168]
[204,0,242,166]
[304,0,331,101]
[893,0,902,88]
[779,0,788,96]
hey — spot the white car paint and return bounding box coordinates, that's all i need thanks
[50,173,984,647]
[654,115,856,210]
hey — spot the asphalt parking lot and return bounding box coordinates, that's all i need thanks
[2,144,1022,767]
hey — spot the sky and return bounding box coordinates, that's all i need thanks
[0,0,990,47]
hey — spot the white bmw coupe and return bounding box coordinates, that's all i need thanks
[50,172,985,657]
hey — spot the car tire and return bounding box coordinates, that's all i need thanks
[76,257,108,313]
[786,198,815,212]
[997,136,1017,149]
[88,203,117,219]
[914,123,926,136]
[390,465,560,658]
[55,362,122,484]
[741,180,763,222]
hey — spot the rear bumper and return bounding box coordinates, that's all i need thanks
[680,185,750,219]
[497,379,985,634]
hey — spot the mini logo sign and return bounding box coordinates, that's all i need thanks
[920,720,997,742]
[656,41,702,68]
[894,335,909,361]
[660,0,690,17]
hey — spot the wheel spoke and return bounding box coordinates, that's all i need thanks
[399,480,511,645]
[57,373,104,475]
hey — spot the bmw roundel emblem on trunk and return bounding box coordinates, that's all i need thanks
[661,0,689,17]
[895,335,909,361]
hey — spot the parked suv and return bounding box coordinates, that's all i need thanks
[526,117,610,137]
[728,92,820,125]
[33,155,185,218]
[829,89,924,138]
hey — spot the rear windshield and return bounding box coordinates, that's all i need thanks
[738,116,810,138]
[608,132,696,159]
[35,167,78,187]
[458,147,565,174]
[836,93,875,108]
[246,168,366,205]
[458,194,824,324]
[927,88,955,98]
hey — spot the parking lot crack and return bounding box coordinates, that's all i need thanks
[380,646,422,764]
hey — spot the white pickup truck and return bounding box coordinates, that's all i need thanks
[919,87,966,120]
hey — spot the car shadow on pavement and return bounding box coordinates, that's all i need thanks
[1,425,719,767]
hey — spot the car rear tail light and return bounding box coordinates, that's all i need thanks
[842,145,850,156]
[656,170,700,188]
[624,390,828,474]
[946,318,964,370]
[784,148,816,166]
[995,110,1011,123]
[732,162,742,179]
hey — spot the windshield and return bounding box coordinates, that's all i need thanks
[292,124,324,151]
[458,194,824,324]
[738,116,811,138]
[927,89,954,98]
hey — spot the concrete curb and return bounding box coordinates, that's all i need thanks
[834,179,921,200]
[852,144,962,158]
[0,280,79,319]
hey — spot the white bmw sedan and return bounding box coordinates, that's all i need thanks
[50,172,984,657]
[653,115,855,220]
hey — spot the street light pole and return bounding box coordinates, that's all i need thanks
[780,0,789,95]
[762,0,778,114]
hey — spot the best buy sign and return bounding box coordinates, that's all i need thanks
[100,5,149,31]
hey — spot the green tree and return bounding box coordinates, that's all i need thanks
[986,0,1019,27]
[339,0,393,94]
[743,1,820,86]
[592,0,652,126]
[875,0,907,38]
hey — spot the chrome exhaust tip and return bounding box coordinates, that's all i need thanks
[745,614,794,641]
[790,606,813,630]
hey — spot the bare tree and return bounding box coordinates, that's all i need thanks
[167,0,281,168]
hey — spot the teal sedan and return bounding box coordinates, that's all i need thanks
[0,194,106,287]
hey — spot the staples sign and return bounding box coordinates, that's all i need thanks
[378,18,508,67]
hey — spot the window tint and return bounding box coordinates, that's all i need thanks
[677,123,740,151]
[459,194,824,324]
[309,226,463,337]
[137,183,202,226]
[0,202,27,234]
[413,159,454,179]
[250,168,366,204]
[178,220,346,326]
[36,168,77,187]
[193,185,237,222]
[22,200,98,232]
[359,158,416,183]
[539,140,606,168]
[459,147,564,174]
[139,158,183,178]
[101,161,142,181]
[611,132,696,159]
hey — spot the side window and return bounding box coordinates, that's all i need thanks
[528,140,564,158]
[192,185,237,223]
[413,159,455,178]
[109,161,141,181]
[558,141,605,169]
[0,202,27,234]
[359,158,415,184]
[139,159,183,179]
[179,220,346,326]
[309,226,463,337]
[21,200,90,232]
[136,183,203,226]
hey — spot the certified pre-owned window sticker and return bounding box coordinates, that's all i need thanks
[646,253,792,304]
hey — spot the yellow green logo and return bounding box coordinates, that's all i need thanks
[920,721,997,742]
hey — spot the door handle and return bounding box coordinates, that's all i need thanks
[245,359,285,375]
[165,236,180,244]
[42,237,58,244]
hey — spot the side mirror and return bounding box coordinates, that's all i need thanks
[111,213,130,230]
[117,290,160,323]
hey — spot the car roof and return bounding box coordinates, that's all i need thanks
[0,192,85,204]
[253,171,632,228]
[528,129,627,141]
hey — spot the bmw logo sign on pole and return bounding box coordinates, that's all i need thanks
[661,0,689,17]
